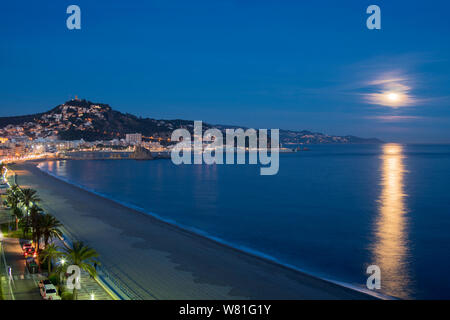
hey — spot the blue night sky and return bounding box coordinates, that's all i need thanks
[1,0,449,143]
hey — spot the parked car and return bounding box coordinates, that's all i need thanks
[40,284,61,300]
[22,242,32,252]
[39,279,52,290]
[24,247,36,259]
[26,258,39,274]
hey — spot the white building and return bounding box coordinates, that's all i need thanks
[125,133,142,145]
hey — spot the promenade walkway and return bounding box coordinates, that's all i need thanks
[50,235,114,300]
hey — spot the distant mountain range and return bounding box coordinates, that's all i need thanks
[0,99,383,144]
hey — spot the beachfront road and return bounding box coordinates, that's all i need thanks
[11,163,375,300]
[1,237,42,300]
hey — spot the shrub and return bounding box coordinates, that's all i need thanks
[61,291,73,300]
[48,273,60,286]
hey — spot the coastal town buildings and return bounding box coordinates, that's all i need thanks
[125,133,142,145]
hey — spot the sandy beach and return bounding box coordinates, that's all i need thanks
[9,161,375,300]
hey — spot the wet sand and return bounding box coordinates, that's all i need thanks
[10,162,375,300]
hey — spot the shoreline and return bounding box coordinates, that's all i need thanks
[9,160,381,300]
[35,161,389,300]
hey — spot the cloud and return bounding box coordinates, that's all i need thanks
[362,72,418,108]
[366,115,422,122]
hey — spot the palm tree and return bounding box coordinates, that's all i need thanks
[62,241,100,300]
[18,218,31,238]
[19,188,40,241]
[6,190,19,207]
[6,186,19,203]
[29,206,44,251]
[10,184,20,195]
[6,189,22,230]
[19,188,40,214]
[11,207,23,231]
[39,243,62,274]
[39,214,62,247]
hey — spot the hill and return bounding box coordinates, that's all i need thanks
[0,99,383,144]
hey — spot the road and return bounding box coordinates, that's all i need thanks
[0,189,42,300]
[1,237,43,300]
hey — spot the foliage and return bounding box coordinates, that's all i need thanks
[2,222,32,239]
[29,206,44,251]
[62,241,100,300]
[61,291,74,300]
[19,188,40,211]
[5,185,23,230]
[48,273,60,286]
[39,214,62,247]
[39,243,63,274]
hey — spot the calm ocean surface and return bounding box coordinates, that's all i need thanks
[39,144,450,299]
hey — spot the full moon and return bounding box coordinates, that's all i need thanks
[387,93,400,102]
